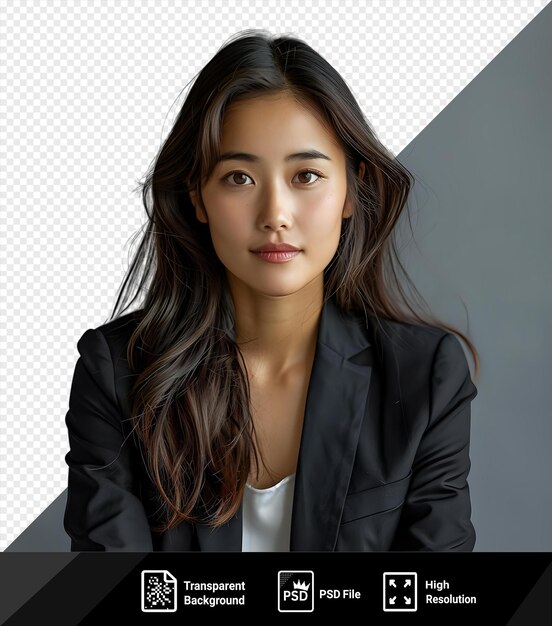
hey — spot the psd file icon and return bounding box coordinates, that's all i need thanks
[141,570,178,612]
[278,570,314,612]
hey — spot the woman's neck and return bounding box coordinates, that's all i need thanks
[230,280,323,382]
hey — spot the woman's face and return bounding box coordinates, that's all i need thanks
[190,93,364,300]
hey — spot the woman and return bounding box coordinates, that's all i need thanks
[63,29,480,552]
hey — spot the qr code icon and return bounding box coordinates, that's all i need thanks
[141,569,177,612]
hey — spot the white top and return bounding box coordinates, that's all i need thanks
[242,473,296,552]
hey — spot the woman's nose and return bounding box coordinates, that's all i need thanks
[256,182,294,230]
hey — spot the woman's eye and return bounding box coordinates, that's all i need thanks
[294,170,323,184]
[223,172,253,186]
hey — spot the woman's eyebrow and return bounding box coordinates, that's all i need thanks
[215,149,332,164]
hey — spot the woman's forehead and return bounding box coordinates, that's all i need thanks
[218,97,343,159]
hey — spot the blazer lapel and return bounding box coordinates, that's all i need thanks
[195,295,373,552]
[290,296,373,550]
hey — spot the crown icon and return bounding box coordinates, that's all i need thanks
[293,580,311,591]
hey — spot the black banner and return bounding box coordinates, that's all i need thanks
[1,553,550,624]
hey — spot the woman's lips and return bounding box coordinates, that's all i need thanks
[251,250,302,263]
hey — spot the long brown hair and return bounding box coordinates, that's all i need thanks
[108,28,480,532]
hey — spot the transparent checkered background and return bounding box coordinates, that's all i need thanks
[1,0,549,551]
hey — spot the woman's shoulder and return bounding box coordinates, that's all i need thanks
[76,309,144,367]
[94,309,143,343]
[369,314,447,345]
[362,314,476,414]
[365,313,469,374]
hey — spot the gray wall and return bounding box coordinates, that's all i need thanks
[6,4,551,552]
[395,3,552,550]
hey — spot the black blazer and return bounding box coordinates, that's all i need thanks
[63,295,478,551]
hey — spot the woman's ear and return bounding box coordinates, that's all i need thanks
[342,199,353,220]
[189,190,208,224]
[342,160,366,220]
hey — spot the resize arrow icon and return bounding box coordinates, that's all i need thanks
[384,572,417,612]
